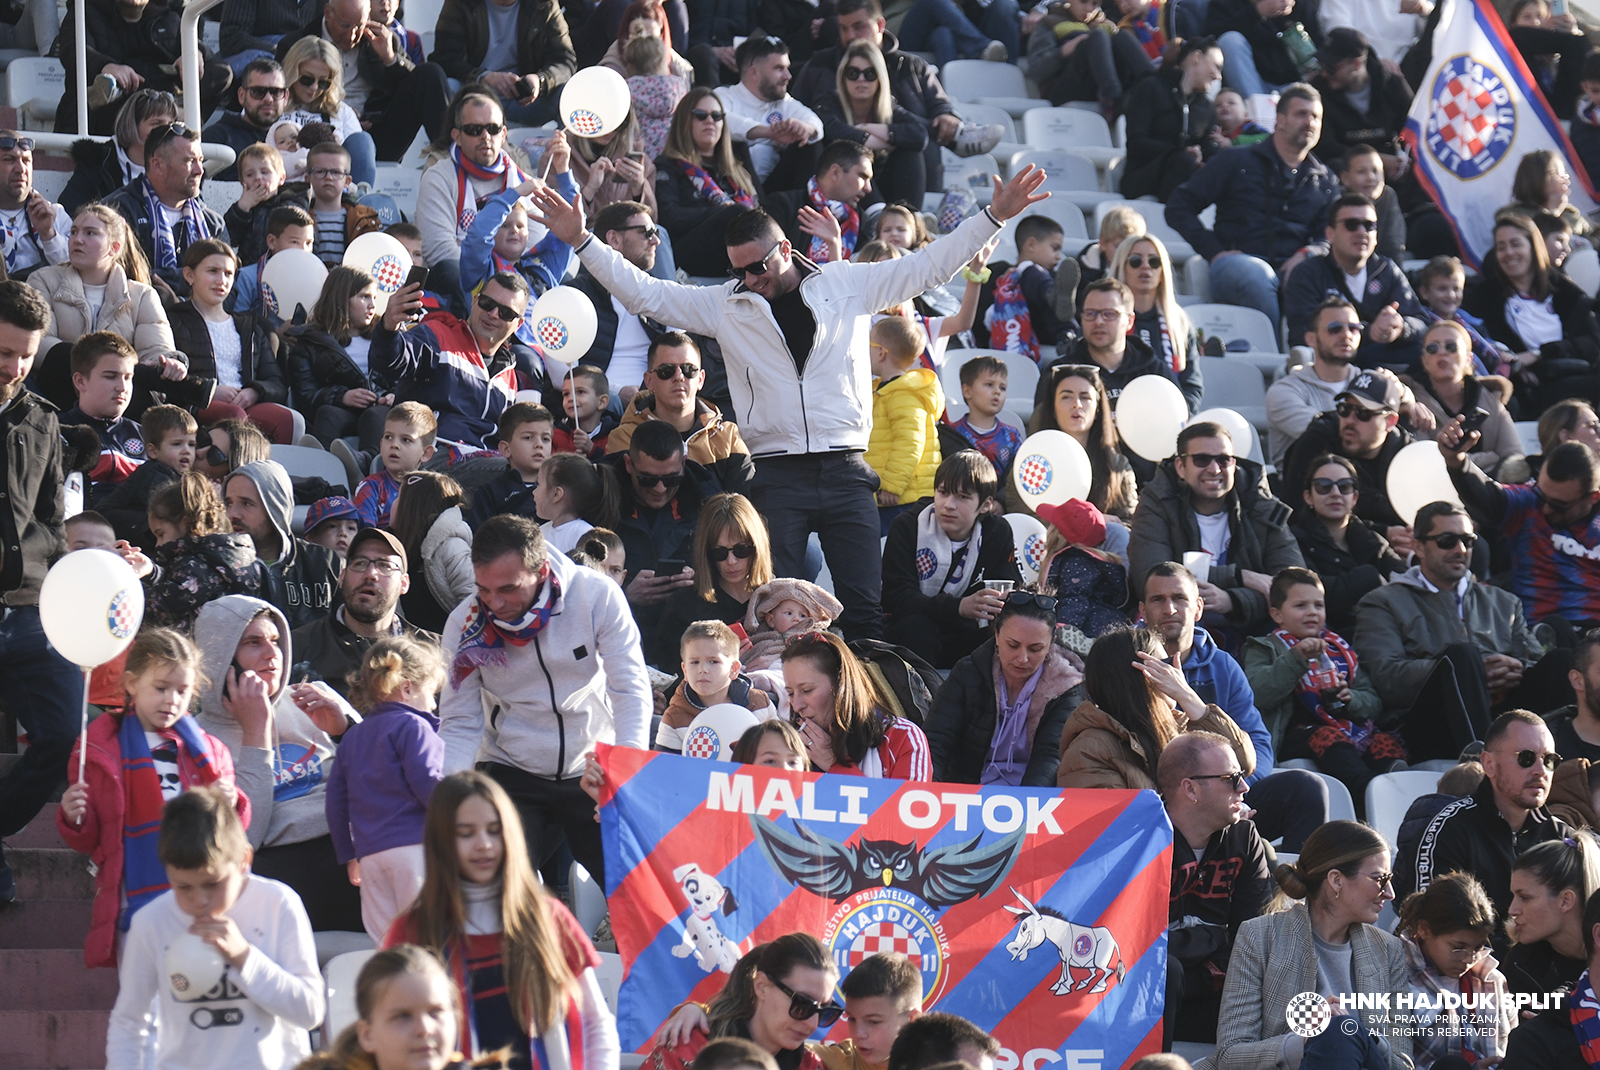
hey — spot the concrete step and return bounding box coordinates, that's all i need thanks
[11,849,94,902]
[0,900,92,949]
[0,1009,109,1070]
[0,950,118,1011]
[11,804,67,850]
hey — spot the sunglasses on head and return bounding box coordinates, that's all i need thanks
[1502,749,1561,771]
[476,292,522,322]
[145,122,193,155]
[1311,477,1357,495]
[728,240,782,279]
[0,135,34,153]
[844,65,879,81]
[1337,217,1378,233]
[244,85,288,99]
[1124,254,1160,269]
[769,975,845,1027]
[1183,451,1235,470]
[1419,531,1478,550]
[1005,591,1058,611]
[635,471,685,489]
[459,121,505,137]
[691,108,726,122]
[1335,401,1389,421]
[297,73,333,91]
[1424,340,1462,355]
[653,362,699,380]
[708,542,756,562]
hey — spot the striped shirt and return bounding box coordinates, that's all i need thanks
[314,209,345,265]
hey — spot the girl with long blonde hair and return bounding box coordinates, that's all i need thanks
[281,35,378,186]
[1109,232,1201,412]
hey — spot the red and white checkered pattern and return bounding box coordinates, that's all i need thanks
[371,254,407,293]
[1437,74,1500,160]
[569,109,603,136]
[1017,454,1052,496]
[107,589,138,640]
[536,317,569,350]
[684,725,721,759]
[847,921,923,964]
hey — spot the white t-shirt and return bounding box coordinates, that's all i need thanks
[1195,511,1231,565]
[1506,294,1564,349]
[82,282,107,327]
[1343,265,1368,301]
[347,336,371,376]
[205,315,244,389]
[609,295,650,392]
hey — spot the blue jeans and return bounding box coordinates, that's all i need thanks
[0,606,86,838]
[222,40,284,77]
[1208,252,1283,343]
[1217,30,1291,98]
[899,0,1008,65]
[345,130,377,187]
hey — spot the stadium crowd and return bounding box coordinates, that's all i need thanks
[9,0,1600,1066]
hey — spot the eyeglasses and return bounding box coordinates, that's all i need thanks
[1004,591,1058,611]
[1080,308,1125,323]
[1500,749,1561,770]
[769,975,845,1027]
[620,223,661,241]
[1424,340,1462,355]
[844,66,878,81]
[476,292,522,323]
[297,74,333,91]
[1311,477,1357,495]
[347,556,403,575]
[1182,452,1235,470]
[1337,217,1379,233]
[1535,486,1593,514]
[0,135,35,153]
[653,362,700,381]
[691,108,726,122]
[1190,770,1247,790]
[1323,321,1363,334]
[728,240,782,279]
[1335,401,1390,421]
[244,85,288,99]
[708,542,756,562]
[1124,254,1161,269]
[1418,531,1478,550]
[635,471,685,489]
[309,167,351,179]
[459,121,505,137]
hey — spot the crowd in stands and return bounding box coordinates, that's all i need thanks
[11,0,1600,1067]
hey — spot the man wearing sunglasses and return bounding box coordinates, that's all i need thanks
[203,58,288,181]
[532,163,1049,641]
[718,37,823,189]
[1282,191,1426,367]
[605,333,752,491]
[1441,410,1600,633]
[566,201,671,411]
[0,130,69,281]
[1398,710,1571,952]
[1281,365,1420,555]
[1355,502,1563,763]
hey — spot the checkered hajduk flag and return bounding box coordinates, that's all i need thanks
[1400,0,1598,268]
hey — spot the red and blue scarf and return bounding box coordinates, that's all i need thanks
[119,711,220,928]
[1118,0,1165,60]
[451,568,562,686]
[988,266,1041,363]
[1572,968,1600,1067]
[673,158,754,209]
[140,175,213,272]
[806,176,858,262]
[451,144,529,236]
[1274,628,1371,747]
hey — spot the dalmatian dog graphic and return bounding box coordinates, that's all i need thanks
[672,863,742,973]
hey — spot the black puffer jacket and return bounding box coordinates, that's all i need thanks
[0,389,65,606]
[1281,411,1414,529]
[168,301,289,406]
[1120,64,1217,202]
[925,638,1081,786]
[1290,512,1406,634]
[60,139,132,216]
[55,0,203,131]
[283,325,394,413]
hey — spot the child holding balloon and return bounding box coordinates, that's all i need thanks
[57,628,250,969]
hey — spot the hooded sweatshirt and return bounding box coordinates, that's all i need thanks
[229,460,340,629]
[194,595,339,850]
[1181,626,1275,784]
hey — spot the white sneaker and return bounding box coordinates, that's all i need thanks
[981,40,1008,63]
[952,123,1005,157]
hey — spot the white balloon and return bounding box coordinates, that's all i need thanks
[1115,375,1188,461]
[1189,407,1256,459]
[39,549,143,668]
[260,248,328,324]
[559,67,632,138]
[683,704,761,762]
[1387,440,1464,531]
[1011,430,1092,509]
[528,285,599,360]
[342,231,413,314]
[164,933,227,1001]
[1003,513,1048,586]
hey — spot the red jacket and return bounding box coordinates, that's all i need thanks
[57,712,249,968]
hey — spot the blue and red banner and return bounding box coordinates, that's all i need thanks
[595,745,1173,1069]
[1401,0,1599,268]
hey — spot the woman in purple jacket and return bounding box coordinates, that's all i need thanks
[324,634,448,943]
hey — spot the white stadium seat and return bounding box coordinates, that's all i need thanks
[940,60,1049,117]
[1366,771,1444,853]
[1184,303,1279,354]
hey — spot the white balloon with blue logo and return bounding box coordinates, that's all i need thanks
[1010,430,1092,510]
[529,285,599,365]
[343,231,414,315]
[1002,513,1049,586]
[682,704,761,762]
[260,248,327,324]
[559,66,631,138]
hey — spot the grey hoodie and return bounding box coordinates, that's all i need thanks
[230,459,339,629]
[193,594,338,850]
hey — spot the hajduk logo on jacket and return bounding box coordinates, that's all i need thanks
[1401,0,1598,267]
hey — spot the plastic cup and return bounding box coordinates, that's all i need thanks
[979,580,1015,627]
[1182,551,1211,584]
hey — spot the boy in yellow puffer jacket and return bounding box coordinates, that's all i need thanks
[866,316,943,534]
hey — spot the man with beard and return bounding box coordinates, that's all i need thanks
[203,58,289,181]
[291,527,439,701]
[102,123,227,298]
[0,281,81,903]
[0,131,70,281]
[716,37,824,193]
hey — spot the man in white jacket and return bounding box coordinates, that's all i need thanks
[529,165,1049,640]
[438,514,650,884]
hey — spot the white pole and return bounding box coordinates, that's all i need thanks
[76,666,90,783]
[73,0,86,135]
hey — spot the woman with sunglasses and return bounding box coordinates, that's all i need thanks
[280,37,379,187]
[927,590,1082,786]
[815,40,928,207]
[1215,821,1411,1070]
[285,265,397,452]
[1290,454,1406,634]
[1109,233,1203,413]
[781,631,931,779]
[1462,212,1600,416]
[1400,320,1528,481]
[61,89,178,215]
[657,88,761,278]
[649,934,836,1070]
[1504,833,1600,999]
[1028,364,1138,521]
[651,493,774,668]
[1055,626,1254,790]
[388,471,474,633]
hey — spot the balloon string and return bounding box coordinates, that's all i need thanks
[78,666,90,785]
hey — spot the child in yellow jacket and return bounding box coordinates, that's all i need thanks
[866,316,943,535]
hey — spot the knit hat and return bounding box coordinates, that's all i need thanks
[1036,498,1107,548]
[743,578,844,636]
[304,495,358,536]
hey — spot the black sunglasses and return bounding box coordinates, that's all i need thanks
[1335,401,1389,421]
[1124,254,1160,269]
[476,292,522,322]
[0,135,35,153]
[844,66,879,81]
[1502,749,1561,771]
[459,121,505,137]
[1191,771,1247,789]
[244,85,288,99]
[653,362,699,380]
[728,240,782,279]
[635,472,685,489]
[1424,340,1462,355]
[1310,477,1357,495]
[770,975,845,1027]
[691,108,726,122]
[1337,217,1378,233]
[1535,485,1593,514]
[297,74,333,91]
[708,542,755,562]
[1419,531,1478,550]
[1005,591,1058,611]
[620,223,661,241]
[1183,452,1235,470]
